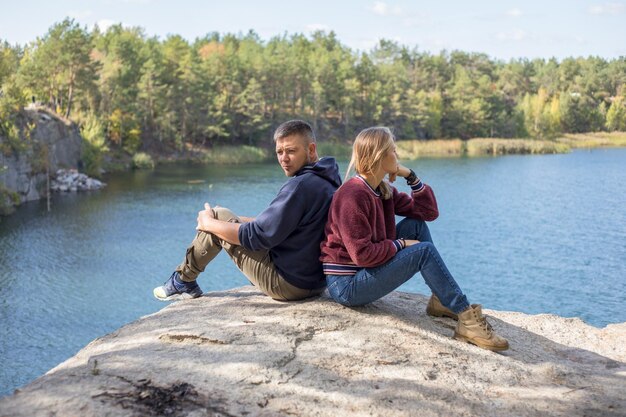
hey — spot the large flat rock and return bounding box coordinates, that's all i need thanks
[1,286,624,416]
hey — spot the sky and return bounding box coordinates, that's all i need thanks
[1,0,625,60]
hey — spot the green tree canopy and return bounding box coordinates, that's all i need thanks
[3,19,625,155]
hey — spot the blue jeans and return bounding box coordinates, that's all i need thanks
[326,218,470,313]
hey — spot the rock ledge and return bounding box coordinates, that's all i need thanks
[0,287,624,416]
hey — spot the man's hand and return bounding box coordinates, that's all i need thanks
[196,202,215,231]
[195,202,242,245]
[404,239,420,247]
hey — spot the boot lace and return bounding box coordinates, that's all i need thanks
[476,312,493,336]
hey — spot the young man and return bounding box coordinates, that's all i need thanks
[154,120,341,301]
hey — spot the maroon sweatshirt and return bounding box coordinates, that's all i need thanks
[320,175,439,275]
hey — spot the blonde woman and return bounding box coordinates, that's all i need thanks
[320,127,508,351]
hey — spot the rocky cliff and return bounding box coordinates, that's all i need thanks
[0,287,624,417]
[0,106,83,214]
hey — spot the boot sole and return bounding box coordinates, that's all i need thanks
[426,308,458,321]
[453,333,509,352]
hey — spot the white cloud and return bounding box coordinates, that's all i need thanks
[399,9,431,27]
[495,29,527,41]
[549,33,587,45]
[354,38,379,51]
[588,2,624,14]
[368,1,402,16]
[506,8,523,17]
[403,18,416,26]
[95,19,117,32]
[68,10,93,19]
[306,23,330,32]
[425,38,448,49]
[370,1,389,15]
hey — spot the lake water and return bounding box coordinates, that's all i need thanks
[0,148,625,396]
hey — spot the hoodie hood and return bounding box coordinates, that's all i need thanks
[295,157,342,188]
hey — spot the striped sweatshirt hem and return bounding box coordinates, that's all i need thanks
[322,263,360,275]
[323,239,404,275]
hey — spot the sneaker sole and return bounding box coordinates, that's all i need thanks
[453,333,509,352]
[153,288,201,301]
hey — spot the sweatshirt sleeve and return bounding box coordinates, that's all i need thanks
[333,194,400,267]
[238,183,307,251]
[392,179,439,221]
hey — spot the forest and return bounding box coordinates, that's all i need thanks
[1,18,626,165]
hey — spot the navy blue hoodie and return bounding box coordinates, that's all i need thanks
[238,157,342,289]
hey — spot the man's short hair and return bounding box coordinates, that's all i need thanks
[273,120,316,143]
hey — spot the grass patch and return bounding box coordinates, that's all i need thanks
[394,138,570,159]
[396,139,464,159]
[200,145,269,164]
[556,131,626,148]
[466,138,570,156]
[132,152,155,169]
[316,142,353,158]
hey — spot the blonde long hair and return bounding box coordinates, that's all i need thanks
[346,126,395,199]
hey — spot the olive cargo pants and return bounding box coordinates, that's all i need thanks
[175,207,322,301]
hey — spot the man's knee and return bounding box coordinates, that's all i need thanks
[213,206,239,222]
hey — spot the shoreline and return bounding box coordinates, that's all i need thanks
[3,136,623,216]
[138,132,626,167]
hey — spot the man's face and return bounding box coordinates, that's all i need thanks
[275,135,315,177]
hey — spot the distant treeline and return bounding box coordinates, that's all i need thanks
[1,18,626,156]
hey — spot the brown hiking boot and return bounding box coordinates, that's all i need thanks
[426,294,458,320]
[454,305,509,351]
